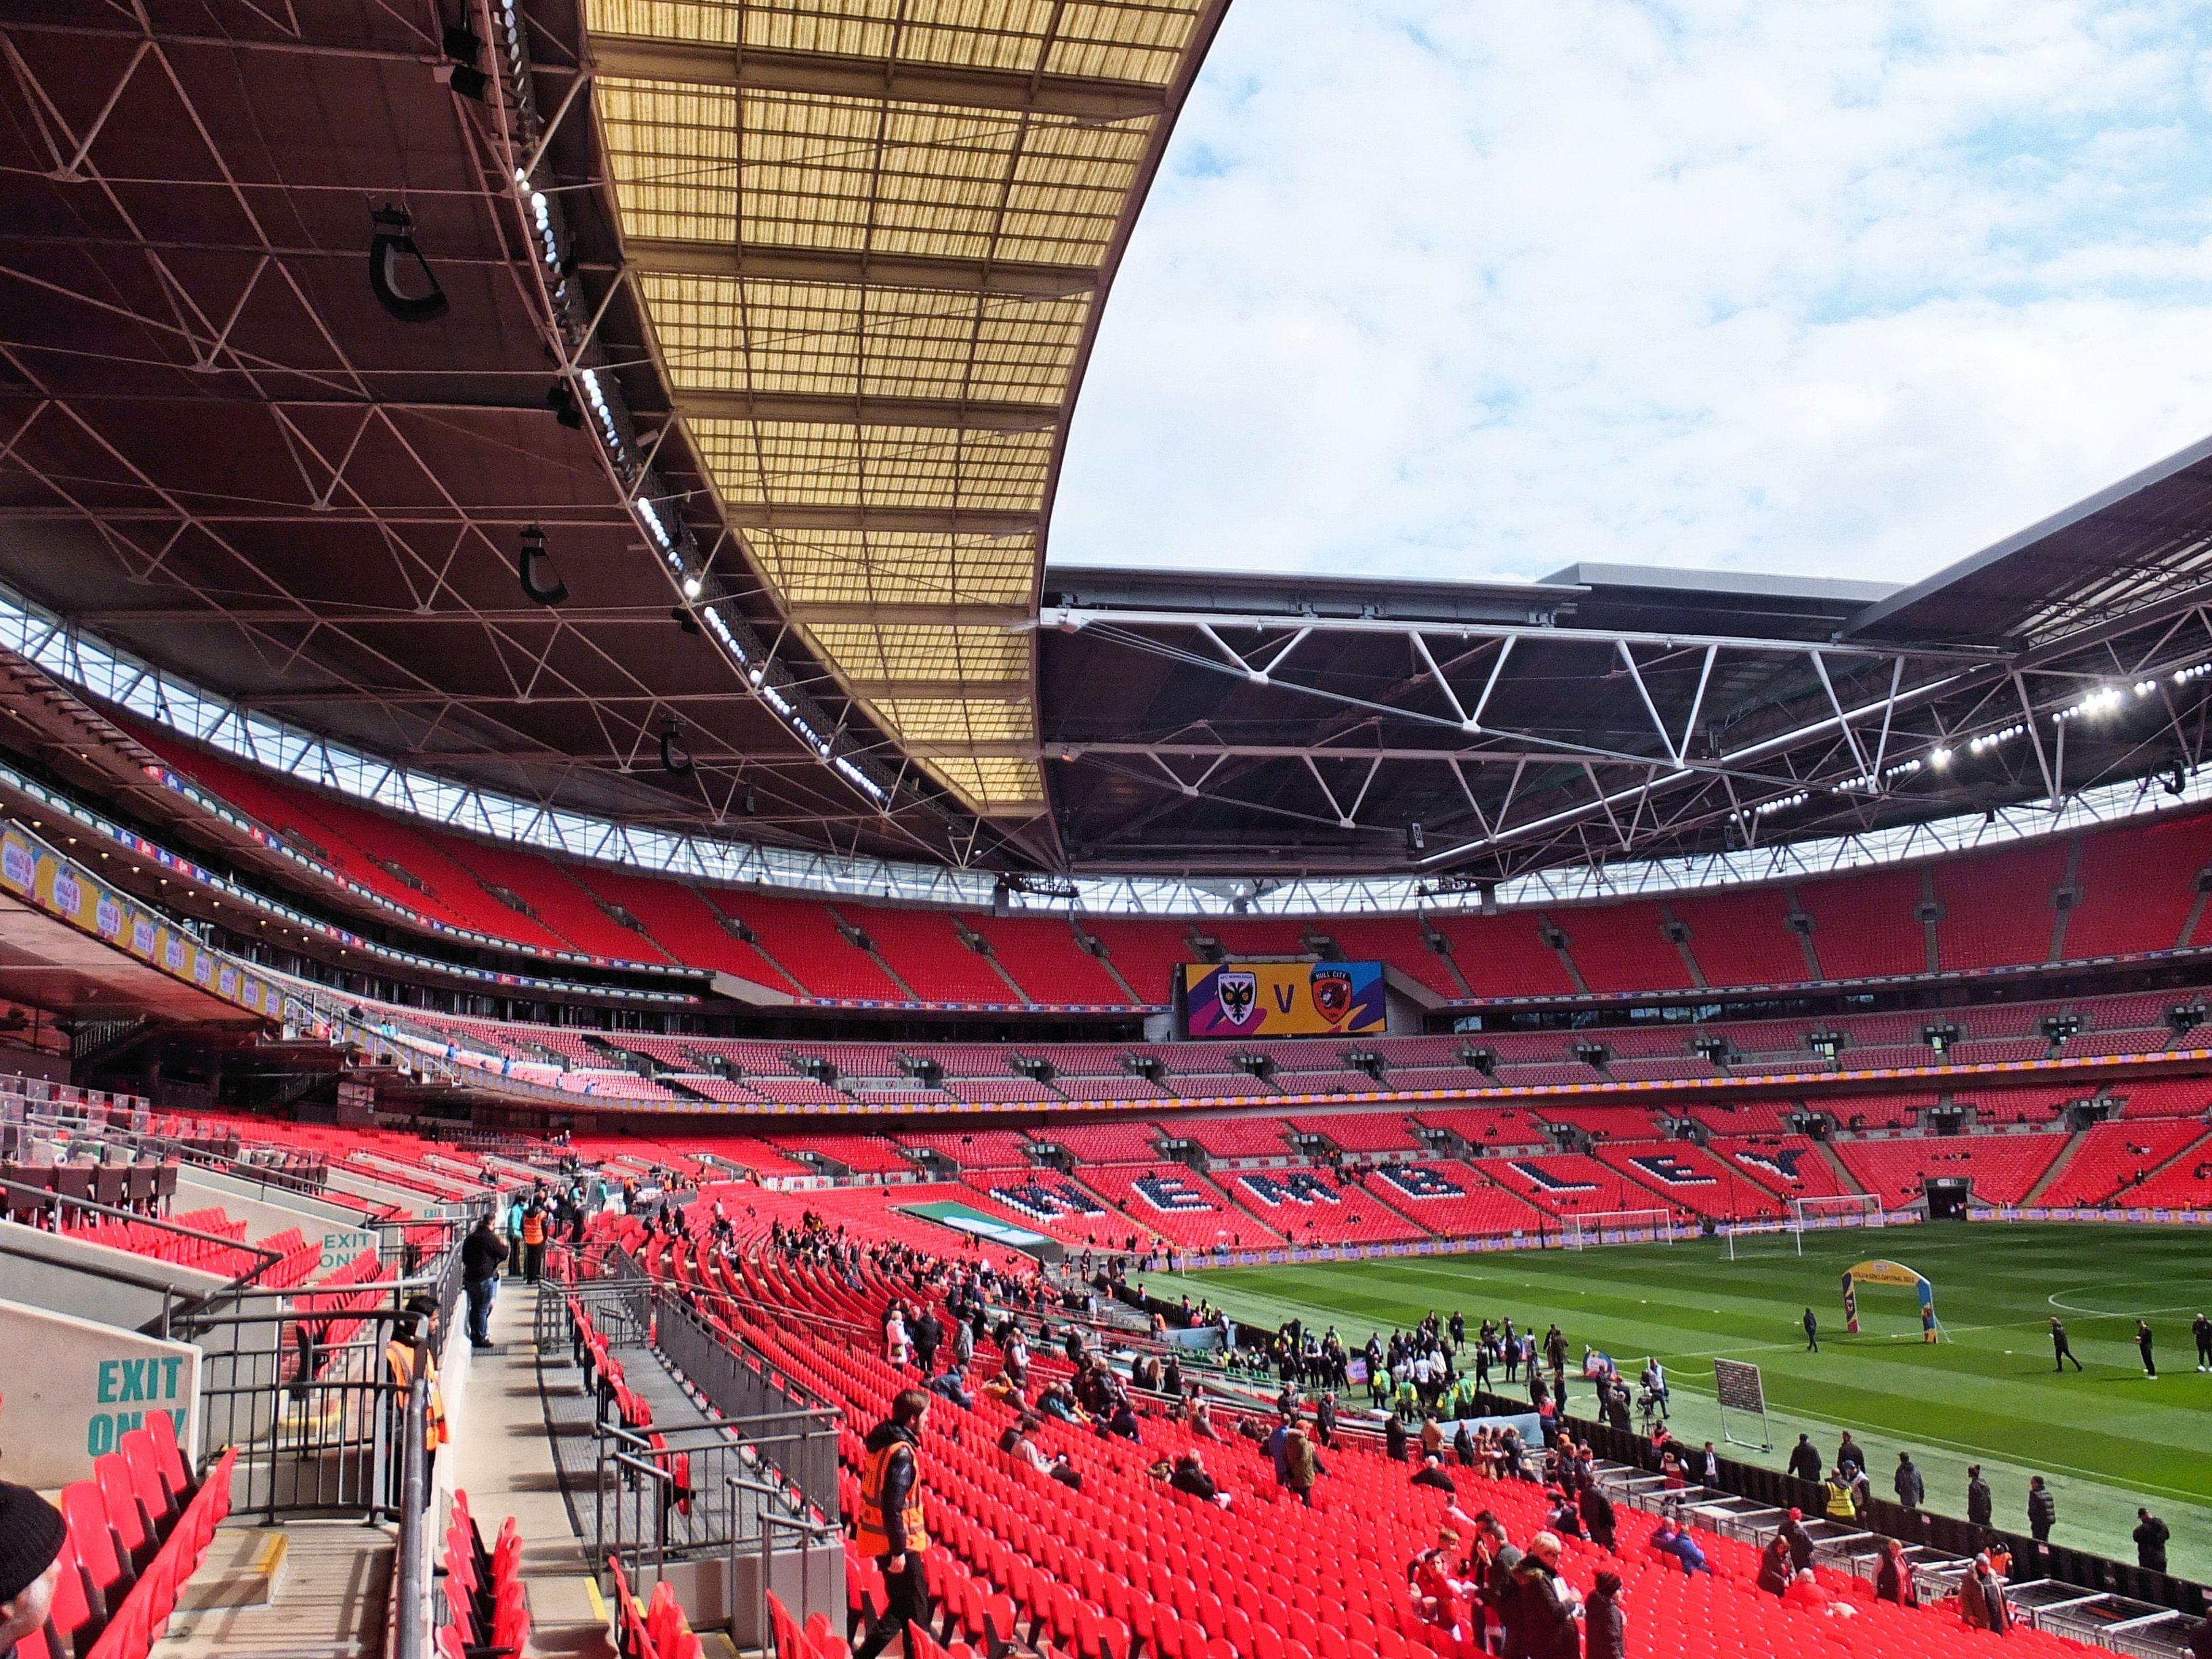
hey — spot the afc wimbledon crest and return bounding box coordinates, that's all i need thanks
[1311,964,1353,1023]
[1216,969,1258,1027]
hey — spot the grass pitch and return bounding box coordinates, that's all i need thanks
[1163,1223,2212,1578]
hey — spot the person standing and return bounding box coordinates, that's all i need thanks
[1786,1433,1822,1483]
[460,1214,508,1350]
[1875,1538,1919,1607]
[519,1197,548,1284]
[911,1307,942,1377]
[1803,1307,1818,1351]
[1513,1533,1582,1659]
[1284,1422,1322,1507]
[2194,1311,2211,1373]
[1578,1478,1616,1551]
[2137,1319,2157,1379]
[1893,1452,1925,1510]
[1583,1569,1626,1659]
[2028,1475,2057,1543]
[2050,1317,2083,1372]
[2135,1509,2171,1574]
[504,1190,527,1279]
[853,1390,933,1659]
[1966,1465,1993,1530]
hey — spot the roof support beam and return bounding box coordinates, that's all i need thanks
[588,36,1171,121]
[720,504,1038,535]
[675,390,1057,432]
[623,237,1096,298]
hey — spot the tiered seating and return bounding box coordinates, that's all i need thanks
[70,1208,260,1279]
[2101,1079,2212,1119]
[1280,1111,1419,1153]
[1714,1135,1857,1202]
[1933,840,2068,970]
[1024,1121,1163,1164]
[1833,1134,2072,1206]
[2116,1135,2212,1208]
[1799,863,1923,979]
[1079,918,1197,1006]
[571,867,797,988]
[709,891,903,1001]
[1366,1162,1553,1236]
[1410,1106,1551,1149]
[1078,1164,1284,1249]
[895,1128,1038,1168]
[2063,809,2212,956]
[1319,916,1462,998]
[960,1170,1128,1246]
[2036,1120,2211,1207]
[436,836,668,963]
[1667,886,1811,987]
[963,916,1136,1006]
[26,1413,238,1659]
[1552,900,1694,993]
[436,1491,527,1659]
[1169,1115,1292,1159]
[1482,1151,1675,1218]
[777,1134,914,1176]
[1219,1168,1429,1246]
[637,1231,2097,1659]
[1588,1140,1789,1219]
[850,907,1012,1004]
[1427,912,1577,996]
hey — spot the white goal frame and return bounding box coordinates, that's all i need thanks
[1721,1194,1885,1258]
[1793,1193,1887,1231]
[1561,1208,1676,1249]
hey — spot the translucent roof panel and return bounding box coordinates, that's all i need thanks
[586,0,1220,819]
[585,0,1206,83]
[689,422,1054,514]
[743,527,1037,607]
[639,274,1090,404]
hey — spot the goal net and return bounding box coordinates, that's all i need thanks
[1561,1208,1675,1249]
[1793,1193,1887,1231]
[1724,1193,1884,1258]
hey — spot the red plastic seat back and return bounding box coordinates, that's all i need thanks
[94,1453,152,1566]
[145,1409,195,1496]
[120,1432,178,1533]
[59,1482,128,1610]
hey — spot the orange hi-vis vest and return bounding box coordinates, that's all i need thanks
[386,1340,448,1452]
[521,1210,548,1247]
[854,1435,928,1558]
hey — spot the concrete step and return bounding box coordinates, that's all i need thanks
[152,1521,392,1659]
[176,1527,288,1612]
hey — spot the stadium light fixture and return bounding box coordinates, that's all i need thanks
[681,575,703,600]
[1928,745,1953,769]
[366,206,449,323]
[516,527,566,605]
[659,721,692,777]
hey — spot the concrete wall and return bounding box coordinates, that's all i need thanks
[0,1217,226,1330]
[0,1296,201,1487]
[175,1173,381,1273]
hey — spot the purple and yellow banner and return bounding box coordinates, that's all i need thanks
[1182,960,1386,1038]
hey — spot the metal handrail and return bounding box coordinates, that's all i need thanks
[0,1170,286,1286]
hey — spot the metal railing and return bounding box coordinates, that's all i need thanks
[393,1361,433,1659]
[173,1236,466,1522]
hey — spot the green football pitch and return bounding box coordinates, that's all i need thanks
[1158,1222,2212,1578]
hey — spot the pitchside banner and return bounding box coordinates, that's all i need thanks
[1181,960,1387,1038]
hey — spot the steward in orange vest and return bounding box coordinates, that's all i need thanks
[853,1389,933,1659]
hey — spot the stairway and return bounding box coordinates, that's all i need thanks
[1813,1138,1868,1195]
[2021,1130,2088,1206]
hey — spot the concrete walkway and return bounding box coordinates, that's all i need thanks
[445,1279,614,1659]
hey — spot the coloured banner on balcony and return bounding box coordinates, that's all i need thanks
[1181,960,1387,1038]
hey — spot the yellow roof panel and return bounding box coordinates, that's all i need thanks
[689,421,1052,512]
[745,527,1038,607]
[586,0,1204,83]
[586,1,1220,816]
[640,276,1088,403]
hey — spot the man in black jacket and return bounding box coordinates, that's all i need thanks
[2194,1311,2211,1373]
[460,1214,508,1351]
[2051,1317,2083,1372]
[1412,1453,1457,1496]
[1893,1452,1925,1510]
[2135,1509,2171,1574]
[1786,1433,1822,1483]
[1966,1465,1993,1528]
[910,1309,942,1377]
[1583,1570,1626,1659]
[2028,1475,2057,1542]
[1780,1508,1816,1573]
[1578,1479,1616,1551]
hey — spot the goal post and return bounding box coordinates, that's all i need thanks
[1721,1193,1886,1259]
[1561,1208,1676,1249]
[1793,1193,1887,1231]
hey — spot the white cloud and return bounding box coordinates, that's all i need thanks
[1050,0,2212,588]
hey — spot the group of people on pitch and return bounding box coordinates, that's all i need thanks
[2048,1312,2212,1376]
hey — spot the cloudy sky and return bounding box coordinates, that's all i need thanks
[1049,0,2212,590]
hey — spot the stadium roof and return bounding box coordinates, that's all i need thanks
[1,3,2210,886]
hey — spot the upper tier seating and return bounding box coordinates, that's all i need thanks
[1832,1133,2072,1207]
[2037,1119,2211,1207]
[121,725,2212,1006]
